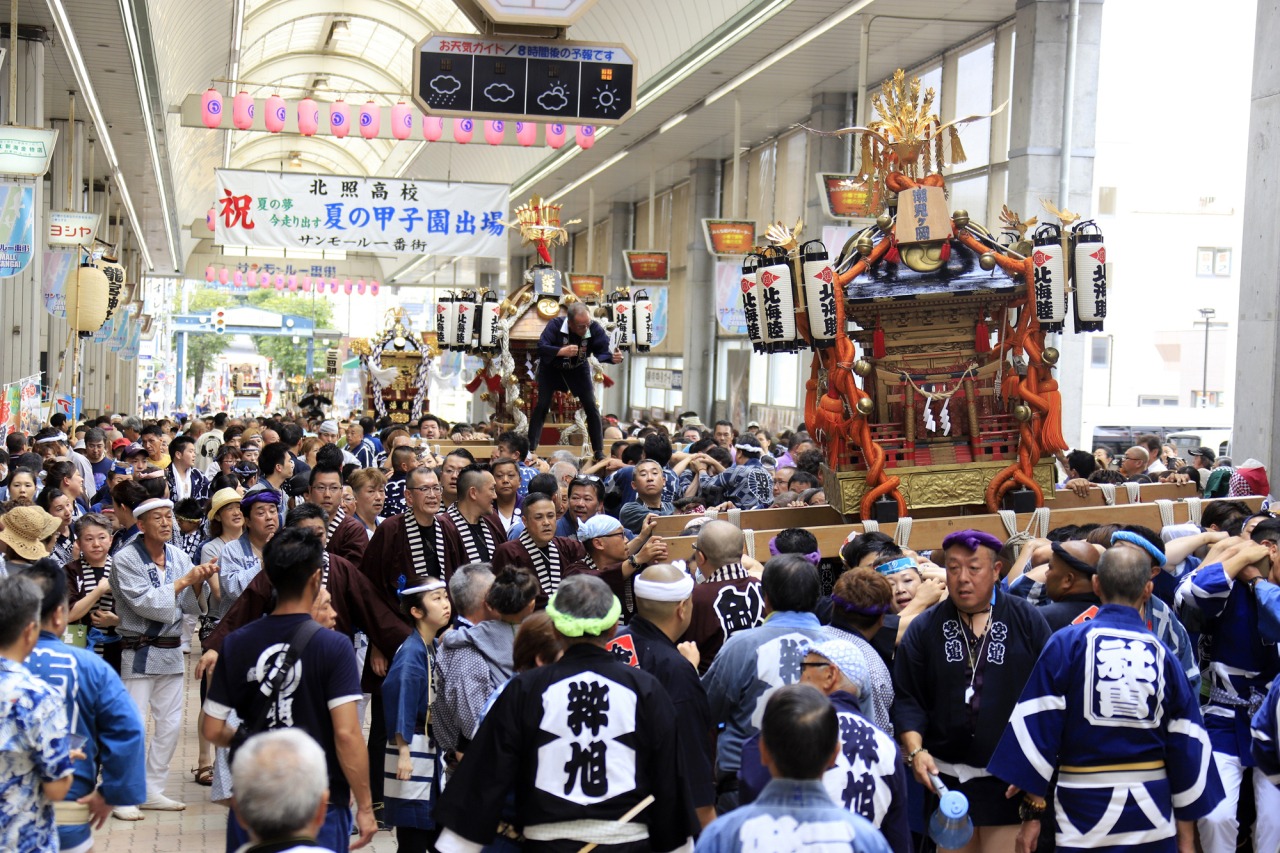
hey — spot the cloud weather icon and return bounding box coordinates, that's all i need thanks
[484,83,516,103]
[430,75,462,95]
[537,84,571,112]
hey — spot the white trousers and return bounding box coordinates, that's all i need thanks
[125,673,185,799]
[1198,750,1280,853]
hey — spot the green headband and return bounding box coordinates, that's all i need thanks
[545,595,622,637]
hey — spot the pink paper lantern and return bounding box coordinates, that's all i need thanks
[330,100,350,138]
[288,274,298,292]
[261,276,273,289]
[546,123,566,149]
[274,273,285,290]
[359,101,380,139]
[246,270,257,286]
[233,91,254,129]
[205,265,214,283]
[265,94,286,133]
[370,280,380,296]
[391,102,412,140]
[516,121,537,147]
[297,98,319,136]
[218,267,229,285]
[342,279,353,295]
[484,120,505,145]
[201,88,223,128]
[301,275,312,293]
[206,207,215,231]
[453,118,473,144]
[233,270,244,287]
[575,125,596,149]
[329,279,339,294]
[423,115,443,142]
[356,279,366,295]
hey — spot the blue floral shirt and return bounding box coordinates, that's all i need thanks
[0,657,74,853]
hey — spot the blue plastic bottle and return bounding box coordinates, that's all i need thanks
[928,775,975,849]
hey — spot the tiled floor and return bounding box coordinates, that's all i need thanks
[96,650,399,853]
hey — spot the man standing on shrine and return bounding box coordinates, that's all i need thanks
[433,574,698,852]
[528,303,622,462]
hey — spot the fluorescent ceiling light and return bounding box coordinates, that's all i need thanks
[636,0,793,110]
[45,0,155,270]
[659,112,689,134]
[225,0,246,169]
[705,0,874,106]
[548,150,629,203]
[118,0,180,271]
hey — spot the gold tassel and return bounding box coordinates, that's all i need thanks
[934,129,944,174]
[948,125,967,166]
[861,135,873,178]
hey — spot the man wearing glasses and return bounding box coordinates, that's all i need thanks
[361,466,446,588]
[1119,446,1151,480]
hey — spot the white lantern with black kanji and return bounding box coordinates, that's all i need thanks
[1071,220,1107,332]
[741,254,766,354]
[97,253,125,323]
[478,290,501,352]
[609,291,633,349]
[800,240,838,349]
[632,288,654,353]
[1031,224,1067,333]
[455,291,477,351]
[758,248,797,352]
[436,292,455,349]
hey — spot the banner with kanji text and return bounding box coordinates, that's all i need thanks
[214,169,509,258]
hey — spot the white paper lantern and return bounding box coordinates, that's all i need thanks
[478,291,501,351]
[455,292,477,351]
[66,263,110,332]
[1031,225,1067,333]
[740,255,766,354]
[1071,221,1107,332]
[611,294,633,349]
[632,289,654,353]
[758,251,797,352]
[800,240,838,348]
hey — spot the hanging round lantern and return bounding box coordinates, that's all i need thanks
[205,265,215,283]
[453,118,473,144]
[484,120,504,145]
[356,279,366,295]
[233,91,254,129]
[330,100,350,138]
[288,274,298,292]
[274,273,285,290]
[391,102,412,140]
[201,88,223,128]
[233,270,244,287]
[260,275,273,289]
[329,279,339,294]
[246,270,257,287]
[423,115,443,142]
[342,279,353,295]
[66,263,110,333]
[576,125,596,149]
[547,123,566,149]
[297,97,319,136]
[265,94,287,133]
[206,206,216,231]
[218,268,229,285]
[516,121,537,147]
[359,101,380,139]
[370,280,380,296]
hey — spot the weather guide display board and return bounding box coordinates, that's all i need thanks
[413,33,637,126]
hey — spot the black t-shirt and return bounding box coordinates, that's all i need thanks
[204,614,363,803]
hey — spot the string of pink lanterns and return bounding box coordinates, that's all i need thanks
[204,265,381,296]
[200,89,596,149]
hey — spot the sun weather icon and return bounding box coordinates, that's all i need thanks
[591,83,620,115]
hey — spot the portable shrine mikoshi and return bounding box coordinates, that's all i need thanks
[738,69,1112,522]
[350,308,434,425]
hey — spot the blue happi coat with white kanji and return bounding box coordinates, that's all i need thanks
[988,604,1223,852]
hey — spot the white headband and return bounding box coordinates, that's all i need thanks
[36,433,68,445]
[633,574,695,603]
[401,578,446,596]
[134,498,174,517]
[733,442,763,454]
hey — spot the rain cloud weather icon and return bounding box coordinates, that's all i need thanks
[537,84,571,113]
[430,75,462,95]
[484,83,516,104]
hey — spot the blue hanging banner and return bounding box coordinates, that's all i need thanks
[0,183,35,278]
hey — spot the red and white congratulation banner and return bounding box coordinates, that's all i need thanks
[214,169,509,258]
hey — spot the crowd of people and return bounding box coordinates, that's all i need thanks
[0,406,1277,853]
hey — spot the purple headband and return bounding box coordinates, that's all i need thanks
[830,594,891,617]
[768,536,822,566]
[941,529,1004,554]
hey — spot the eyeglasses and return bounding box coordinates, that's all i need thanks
[1123,455,1145,462]
[800,661,831,670]
[573,475,601,484]
[409,485,444,494]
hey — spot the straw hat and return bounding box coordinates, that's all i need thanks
[0,506,64,561]
[207,488,242,523]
